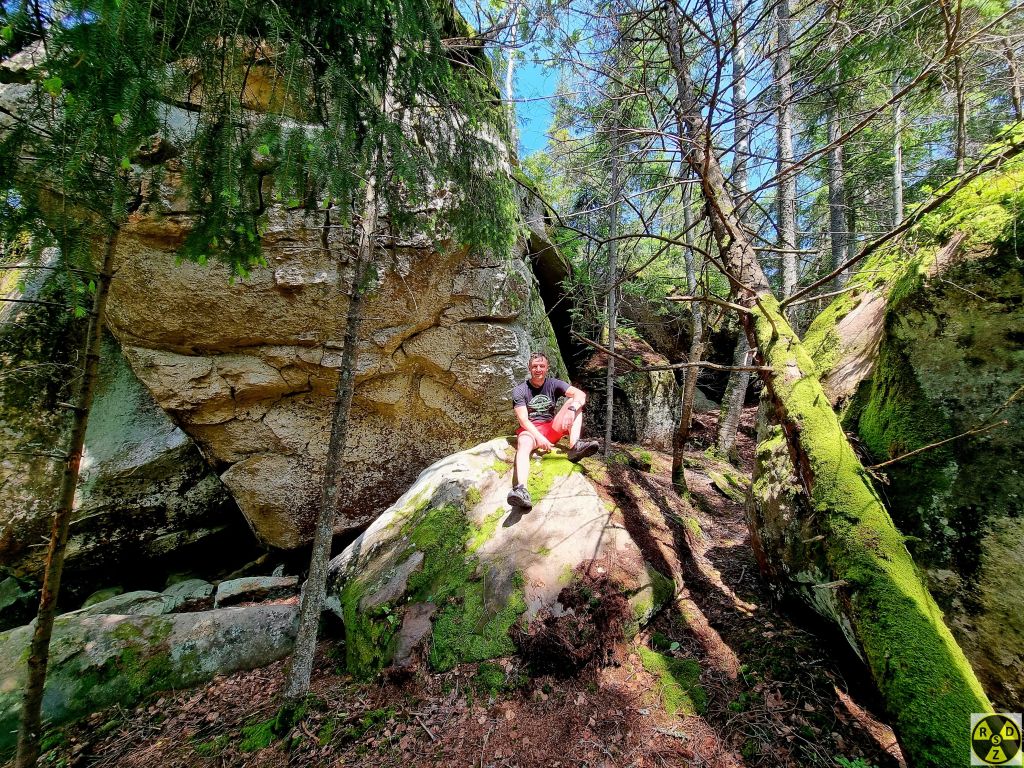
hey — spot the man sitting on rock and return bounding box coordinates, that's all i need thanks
[507,351,600,511]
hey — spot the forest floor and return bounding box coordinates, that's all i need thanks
[35,407,908,768]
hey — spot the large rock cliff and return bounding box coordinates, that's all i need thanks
[0,42,567,588]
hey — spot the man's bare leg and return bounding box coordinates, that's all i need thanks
[513,432,536,488]
[552,401,585,448]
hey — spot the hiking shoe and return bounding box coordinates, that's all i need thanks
[567,439,601,463]
[506,483,533,511]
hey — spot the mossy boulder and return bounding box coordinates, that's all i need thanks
[755,154,1024,709]
[325,438,669,678]
[0,604,298,756]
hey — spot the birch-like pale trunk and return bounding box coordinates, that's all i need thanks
[662,6,992,764]
[776,0,798,312]
[16,228,119,768]
[503,0,522,147]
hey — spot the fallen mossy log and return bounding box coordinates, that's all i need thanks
[747,294,991,767]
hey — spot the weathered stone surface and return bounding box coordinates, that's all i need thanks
[582,337,681,448]
[162,579,215,612]
[0,309,241,596]
[74,590,172,618]
[0,45,563,561]
[214,576,299,607]
[0,604,298,755]
[325,439,669,677]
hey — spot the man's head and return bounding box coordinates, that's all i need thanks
[528,352,549,384]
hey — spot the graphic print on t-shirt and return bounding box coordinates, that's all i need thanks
[527,393,555,423]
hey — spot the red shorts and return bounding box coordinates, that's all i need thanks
[516,421,566,443]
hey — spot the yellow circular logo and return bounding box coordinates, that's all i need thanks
[973,715,1022,765]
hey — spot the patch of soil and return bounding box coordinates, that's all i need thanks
[31,406,905,768]
[512,567,632,674]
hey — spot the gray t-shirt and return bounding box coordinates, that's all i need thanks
[512,377,570,424]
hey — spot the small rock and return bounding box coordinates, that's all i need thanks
[214,576,299,607]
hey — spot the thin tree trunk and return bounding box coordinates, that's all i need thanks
[663,8,992,764]
[893,84,904,226]
[828,107,847,285]
[716,0,751,461]
[671,181,703,493]
[1006,38,1023,120]
[731,0,748,219]
[604,117,621,458]
[284,51,395,700]
[776,0,798,309]
[716,333,750,463]
[955,55,967,175]
[15,228,119,768]
[503,0,522,147]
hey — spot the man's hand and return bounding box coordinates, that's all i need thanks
[534,433,554,453]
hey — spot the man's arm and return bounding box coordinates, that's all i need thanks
[555,385,587,433]
[515,405,554,451]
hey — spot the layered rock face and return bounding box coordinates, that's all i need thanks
[1,43,565,566]
[109,197,559,549]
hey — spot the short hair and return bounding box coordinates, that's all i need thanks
[528,351,549,363]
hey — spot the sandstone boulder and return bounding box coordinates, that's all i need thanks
[325,438,673,677]
[0,604,298,755]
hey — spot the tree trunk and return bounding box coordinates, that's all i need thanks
[503,0,522,147]
[955,55,967,175]
[715,333,750,463]
[604,118,621,457]
[284,50,395,699]
[776,0,798,309]
[671,181,702,493]
[663,8,992,765]
[730,0,748,218]
[714,0,752,462]
[827,107,847,285]
[15,228,119,768]
[1006,38,1023,120]
[893,83,904,226]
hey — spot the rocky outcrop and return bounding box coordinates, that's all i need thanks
[750,157,1024,709]
[0,45,565,559]
[107,199,559,548]
[325,438,673,677]
[0,602,298,755]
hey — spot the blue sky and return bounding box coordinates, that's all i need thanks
[514,50,558,158]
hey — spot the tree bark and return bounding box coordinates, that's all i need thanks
[715,333,750,463]
[893,83,904,226]
[955,55,967,175]
[716,1,752,461]
[604,117,621,457]
[1006,38,1023,120]
[776,0,798,308]
[15,227,119,768]
[671,180,703,493]
[284,50,395,700]
[827,107,847,285]
[663,7,992,765]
